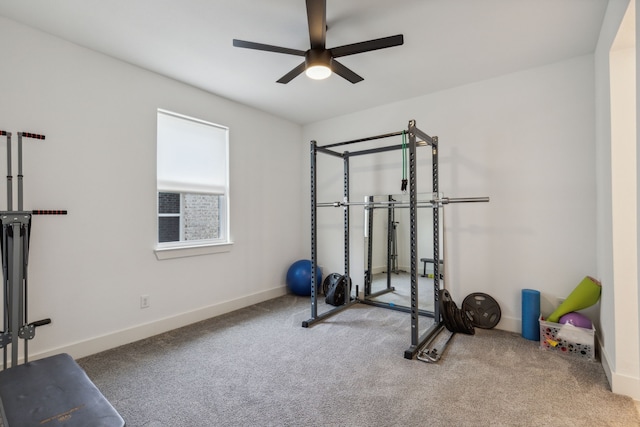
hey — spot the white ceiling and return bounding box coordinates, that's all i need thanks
[0,0,608,124]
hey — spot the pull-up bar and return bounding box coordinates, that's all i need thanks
[319,126,437,150]
[319,131,404,149]
[315,137,438,158]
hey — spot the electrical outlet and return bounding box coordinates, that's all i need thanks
[140,295,150,309]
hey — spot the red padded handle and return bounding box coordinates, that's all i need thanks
[31,210,67,215]
[19,132,45,140]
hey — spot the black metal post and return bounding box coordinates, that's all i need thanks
[365,196,374,296]
[310,141,318,320]
[5,133,12,212]
[432,137,441,326]
[343,152,350,297]
[387,195,393,286]
[408,120,419,348]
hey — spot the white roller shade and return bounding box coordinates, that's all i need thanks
[157,110,228,194]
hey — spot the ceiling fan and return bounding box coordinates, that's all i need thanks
[232,0,404,84]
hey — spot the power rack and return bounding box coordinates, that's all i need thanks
[304,120,489,359]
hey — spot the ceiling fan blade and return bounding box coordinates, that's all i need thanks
[331,60,364,84]
[233,39,306,56]
[306,0,326,50]
[276,62,307,84]
[330,34,404,58]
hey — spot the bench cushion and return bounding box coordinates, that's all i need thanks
[0,353,124,427]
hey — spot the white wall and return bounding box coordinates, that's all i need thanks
[595,0,640,400]
[303,55,597,334]
[0,16,304,360]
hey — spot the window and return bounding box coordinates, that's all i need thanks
[156,109,230,255]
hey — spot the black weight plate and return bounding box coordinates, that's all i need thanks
[322,273,342,296]
[444,301,458,333]
[462,292,501,329]
[452,304,474,335]
[452,306,466,332]
[439,289,452,303]
[461,310,475,335]
[333,277,346,305]
[438,290,455,332]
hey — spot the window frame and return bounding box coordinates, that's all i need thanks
[154,109,232,259]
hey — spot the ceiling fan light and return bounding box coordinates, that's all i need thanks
[305,49,333,80]
[306,65,332,80]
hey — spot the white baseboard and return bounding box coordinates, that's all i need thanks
[611,372,640,400]
[494,315,521,334]
[32,286,288,361]
[600,343,614,390]
[583,335,640,401]
[599,342,640,400]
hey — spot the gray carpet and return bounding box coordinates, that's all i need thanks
[366,271,435,311]
[78,295,640,427]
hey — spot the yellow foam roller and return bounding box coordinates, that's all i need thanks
[547,276,601,323]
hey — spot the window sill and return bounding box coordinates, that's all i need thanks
[154,241,233,260]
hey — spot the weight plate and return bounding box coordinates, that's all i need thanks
[439,289,476,334]
[452,303,475,335]
[461,310,476,335]
[452,306,466,331]
[462,293,501,329]
[438,290,455,332]
[333,276,346,305]
[322,273,342,296]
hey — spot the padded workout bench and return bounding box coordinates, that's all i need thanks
[420,258,444,278]
[0,353,125,426]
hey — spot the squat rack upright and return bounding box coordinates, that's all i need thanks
[305,120,443,358]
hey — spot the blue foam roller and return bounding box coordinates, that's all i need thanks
[522,289,540,341]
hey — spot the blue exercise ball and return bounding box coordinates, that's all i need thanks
[286,259,322,296]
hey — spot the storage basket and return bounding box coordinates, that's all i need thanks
[539,315,595,361]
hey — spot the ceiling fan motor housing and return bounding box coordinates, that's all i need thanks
[305,49,333,69]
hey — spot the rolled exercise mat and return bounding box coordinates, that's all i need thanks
[547,276,602,323]
[522,289,541,340]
